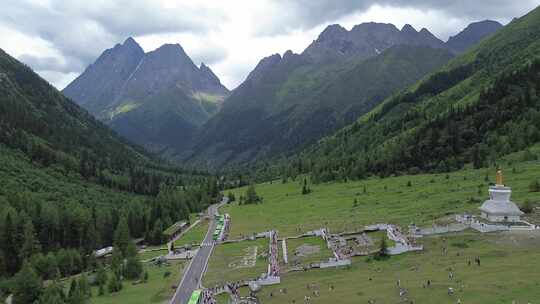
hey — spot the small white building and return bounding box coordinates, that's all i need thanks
[479,170,523,223]
[94,246,113,258]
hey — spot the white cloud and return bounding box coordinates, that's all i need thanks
[1,1,539,90]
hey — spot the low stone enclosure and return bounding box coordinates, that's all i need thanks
[201,212,540,303]
[411,214,539,237]
[206,223,426,302]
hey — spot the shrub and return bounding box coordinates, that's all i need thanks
[529,180,540,192]
[521,200,534,214]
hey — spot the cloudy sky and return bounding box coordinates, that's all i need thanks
[1,0,539,90]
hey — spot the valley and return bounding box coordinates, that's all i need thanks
[1,2,540,304]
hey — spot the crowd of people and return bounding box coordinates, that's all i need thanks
[268,231,280,277]
[226,281,241,297]
[387,225,409,245]
[201,289,217,304]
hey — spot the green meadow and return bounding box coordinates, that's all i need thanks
[173,218,210,248]
[222,151,540,239]
[203,238,269,288]
[204,148,540,302]
[257,231,540,304]
[285,237,333,268]
[88,261,185,304]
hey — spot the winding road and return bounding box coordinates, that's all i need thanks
[169,197,227,304]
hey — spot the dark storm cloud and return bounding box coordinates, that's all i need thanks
[0,0,226,78]
[260,0,539,35]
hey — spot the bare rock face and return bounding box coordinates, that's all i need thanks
[303,22,445,63]
[302,20,503,64]
[63,37,145,116]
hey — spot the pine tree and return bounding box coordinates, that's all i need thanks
[12,262,42,304]
[114,216,130,257]
[301,178,311,195]
[2,213,21,275]
[376,236,389,260]
[245,184,260,204]
[107,273,122,293]
[110,249,123,278]
[150,219,164,245]
[20,220,41,260]
[78,273,91,299]
[124,242,142,279]
[39,282,66,304]
[67,279,81,304]
[96,263,108,287]
[529,180,540,192]
[143,270,149,283]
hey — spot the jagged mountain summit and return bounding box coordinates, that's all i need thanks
[63,38,229,155]
[303,22,446,63]
[446,20,503,53]
[63,37,145,116]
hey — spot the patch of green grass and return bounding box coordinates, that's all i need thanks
[212,154,540,302]
[110,101,141,118]
[286,237,333,267]
[222,159,540,238]
[173,218,209,248]
[89,261,185,304]
[138,249,168,261]
[256,232,540,304]
[203,238,268,288]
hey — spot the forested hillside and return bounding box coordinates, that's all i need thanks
[291,7,540,182]
[0,48,205,194]
[0,49,221,301]
[188,45,454,168]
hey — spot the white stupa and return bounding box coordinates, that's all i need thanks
[479,170,523,222]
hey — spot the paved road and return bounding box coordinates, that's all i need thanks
[170,198,226,304]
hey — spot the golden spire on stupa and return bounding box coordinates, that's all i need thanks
[496,169,504,186]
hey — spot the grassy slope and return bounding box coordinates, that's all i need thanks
[89,261,185,304]
[258,232,540,304]
[222,148,540,238]
[208,149,540,302]
[173,218,210,247]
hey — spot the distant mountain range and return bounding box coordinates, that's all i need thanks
[63,20,502,169]
[63,38,229,155]
[300,9,540,181]
[184,20,502,168]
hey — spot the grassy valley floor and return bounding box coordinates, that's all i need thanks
[89,261,185,304]
[222,152,540,239]
[203,238,269,288]
[257,231,540,304]
[206,148,540,303]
